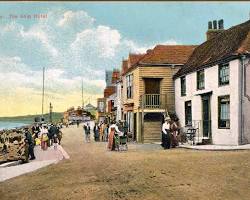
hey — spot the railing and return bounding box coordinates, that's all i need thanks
[183,120,212,145]
[140,94,167,109]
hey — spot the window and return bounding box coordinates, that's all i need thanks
[197,70,205,90]
[181,76,186,96]
[126,111,132,132]
[219,63,229,86]
[185,101,192,126]
[218,96,230,129]
[98,101,104,113]
[126,74,133,99]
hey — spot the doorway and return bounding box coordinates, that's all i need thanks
[202,95,211,138]
[144,78,161,94]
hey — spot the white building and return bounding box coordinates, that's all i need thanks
[174,19,250,145]
[115,79,123,121]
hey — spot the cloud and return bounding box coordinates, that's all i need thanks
[0,9,181,116]
[21,26,58,57]
[71,25,121,58]
[57,10,95,28]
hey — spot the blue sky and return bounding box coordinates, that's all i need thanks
[0,2,249,116]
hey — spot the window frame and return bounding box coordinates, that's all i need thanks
[197,70,205,90]
[218,95,230,129]
[218,63,230,86]
[185,100,192,126]
[126,74,133,99]
[180,76,186,96]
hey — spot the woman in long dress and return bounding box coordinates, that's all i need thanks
[107,121,123,151]
[40,125,48,150]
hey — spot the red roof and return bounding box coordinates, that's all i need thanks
[139,45,197,65]
[128,53,145,67]
[104,86,115,98]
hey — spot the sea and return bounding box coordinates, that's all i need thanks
[0,121,30,131]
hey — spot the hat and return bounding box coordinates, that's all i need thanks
[165,116,171,121]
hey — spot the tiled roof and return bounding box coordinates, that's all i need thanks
[129,53,145,66]
[139,45,197,65]
[104,86,115,98]
[174,20,250,78]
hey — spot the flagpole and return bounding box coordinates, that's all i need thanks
[42,67,45,120]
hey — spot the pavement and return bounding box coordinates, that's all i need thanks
[0,144,69,182]
[179,143,250,150]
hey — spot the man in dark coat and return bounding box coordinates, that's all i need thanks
[49,124,58,146]
[24,127,36,160]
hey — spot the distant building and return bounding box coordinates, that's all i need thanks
[105,70,113,87]
[84,103,96,112]
[97,98,106,123]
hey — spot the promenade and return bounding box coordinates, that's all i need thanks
[0,125,250,200]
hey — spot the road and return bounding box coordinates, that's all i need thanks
[1,124,250,200]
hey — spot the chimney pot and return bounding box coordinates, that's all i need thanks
[213,20,217,29]
[208,21,213,30]
[218,19,224,29]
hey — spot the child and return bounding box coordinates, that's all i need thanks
[53,134,58,150]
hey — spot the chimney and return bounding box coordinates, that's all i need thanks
[208,21,212,29]
[213,20,217,29]
[218,19,224,29]
[206,19,225,41]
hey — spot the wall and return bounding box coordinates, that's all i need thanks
[115,82,122,121]
[175,59,240,145]
[136,66,180,112]
[242,58,250,144]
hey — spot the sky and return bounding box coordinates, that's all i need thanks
[0,2,250,116]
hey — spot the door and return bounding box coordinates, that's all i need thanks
[144,78,161,94]
[144,78,161,107]
[133,113,137,141]
[202,95,211,138]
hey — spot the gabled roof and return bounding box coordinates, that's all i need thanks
[174,20,250,79]
[139,45,197,65]
[128,53,145,66]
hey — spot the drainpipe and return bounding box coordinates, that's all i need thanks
[239,55,246,145]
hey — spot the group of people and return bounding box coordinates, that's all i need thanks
[82,120,128,151]
[161,116,181,149]
[20,123,63,162]
[93,122,109,142]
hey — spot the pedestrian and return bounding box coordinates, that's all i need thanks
[48,124,58,147]
[99,122,105,141]
[104,124,109,142]
[108,121,123,151]
[52,133,58,150]
[40,125,49,150]
[76,120,79,128]
[86,123,91,142]
[162,117,171,149]
[123,120,128,137]
[93,123,100,141]
[170,120,179,148]
[24,127,36,160]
